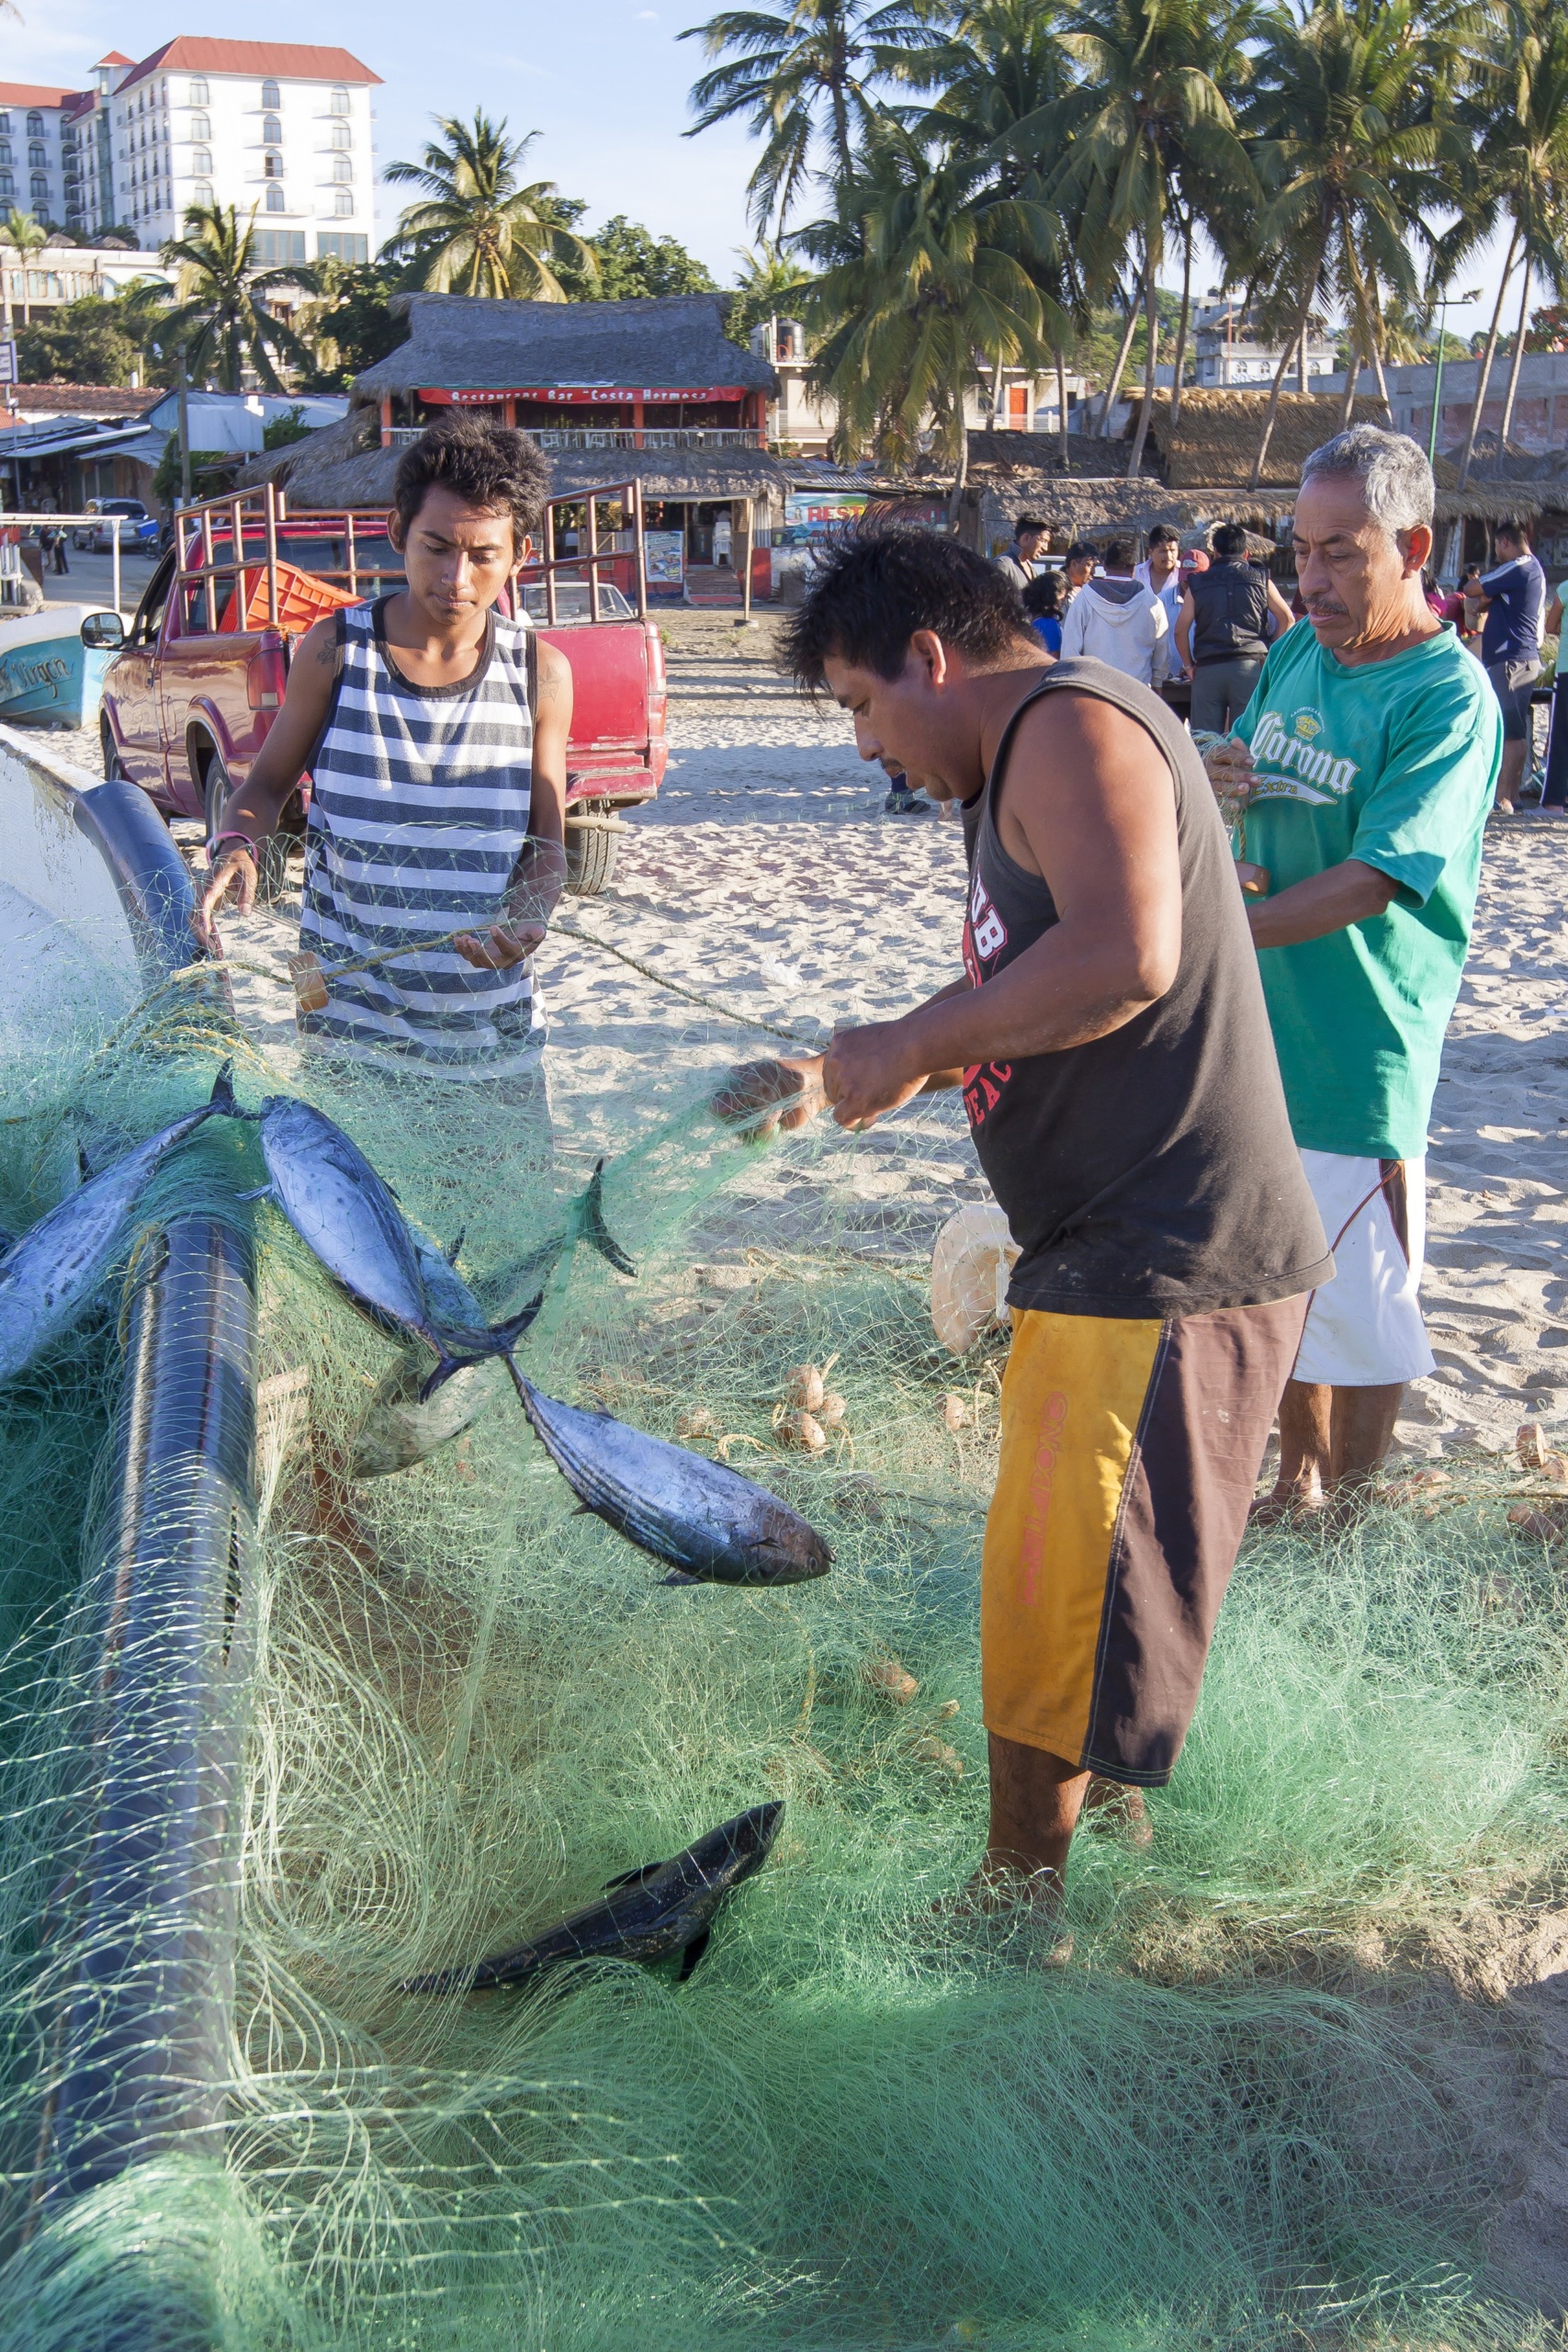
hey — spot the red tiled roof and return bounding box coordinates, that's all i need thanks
[97,51,134,66]
[0,82,80,107]
[118,38,381,92]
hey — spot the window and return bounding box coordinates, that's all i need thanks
[316,230,367,263]
[30,173,47,203]
[188,111,210,141]
[264,150,283,178]
[331,155,351,183]
[27,111,42,135]
[0,175,11,199]
[253,228,306,264]
[329,120,350,150]
[261,79,280,109]
[333,188,353,215]
[28,142,45,167]
[192,179,213,206]
[0,145,9,168]
[0,115,9,134]
[263,113,282,143]
[330,85,349,115]
[191,147,212,175]
[187,77,209,105]
[265,184,286,211]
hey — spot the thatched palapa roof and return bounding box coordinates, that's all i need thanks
[354,291,777,401]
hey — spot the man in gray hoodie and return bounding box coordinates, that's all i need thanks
[1056,535,1170,688]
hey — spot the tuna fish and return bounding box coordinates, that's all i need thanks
[506,1362,832,1585]
[245,1096,537,1394]
[0,1063,236,1385]
[348,1354,511,1480]
[403,1801,784,1993]
[581,1159,637,1278]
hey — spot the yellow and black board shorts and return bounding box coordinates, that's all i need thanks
[981,1296,1306,1786]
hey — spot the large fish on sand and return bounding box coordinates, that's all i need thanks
[507,1363,832,1585]
[244,1096,536,1394]
[0,1063,236,1385]
[403,1801,783,1993]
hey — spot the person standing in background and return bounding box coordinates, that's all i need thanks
[1177,524,1296,732]
[997,515,1048,593]
[1475,520,1546,812]
[1059,542,1098,613]
[1022,569,1066,656]
[1058,535,1170,688]
[1135,526,1184,668]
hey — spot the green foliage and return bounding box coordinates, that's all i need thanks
[384,112,597,300]
[728,240,816,339]
[16,297,140,387]
[150,441,235,505]
[160,204,317,394]
[573,215,717,301]
[261,404,311,450]
[296,261,410,391]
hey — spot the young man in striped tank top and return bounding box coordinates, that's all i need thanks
[194,416,571,1097]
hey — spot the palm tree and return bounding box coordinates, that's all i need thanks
[1439,0,1568,484]
[680,0,926,232]
[729,240,814,339]
[1006,0,1259,477]
[797,114,1071,490]
[1,207,48,327]
[384,115,597,300]
[1239,0,1451,488]
[158,204,316,392]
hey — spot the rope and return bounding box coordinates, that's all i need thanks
[552,920,821,1049]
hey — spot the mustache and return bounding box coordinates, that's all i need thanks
[1306,598,1349,616]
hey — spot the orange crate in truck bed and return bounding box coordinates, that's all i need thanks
[218,560,360,634]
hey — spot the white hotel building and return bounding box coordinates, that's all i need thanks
[57,38,380,271]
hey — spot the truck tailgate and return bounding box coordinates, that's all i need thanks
[539,617,666,800]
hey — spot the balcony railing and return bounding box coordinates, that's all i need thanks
[387,424,764,452]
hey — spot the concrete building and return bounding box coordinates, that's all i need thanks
[0,81,82,222]
[0,240,172,328]
[57,38,379,270]
[1192,301,1337,390]
[748,314,1084,454]
[1320,351,1568,462]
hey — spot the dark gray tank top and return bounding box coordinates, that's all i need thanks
[1188,558,1271,664]
[960,657,1331,1317]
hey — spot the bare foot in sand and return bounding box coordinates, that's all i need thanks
[1248,1484,1327,1529]
[1082,1777,1153,1849]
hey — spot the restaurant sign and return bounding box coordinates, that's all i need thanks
[421,386,749,406]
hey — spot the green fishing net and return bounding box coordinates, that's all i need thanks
[0,919,1563,2352]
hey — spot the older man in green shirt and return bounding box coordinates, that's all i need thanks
[1211,425,1501,1520]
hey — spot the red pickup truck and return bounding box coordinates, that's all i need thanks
[99,481,667,897]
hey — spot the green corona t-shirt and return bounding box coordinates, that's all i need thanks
[1232,623,1500,1159]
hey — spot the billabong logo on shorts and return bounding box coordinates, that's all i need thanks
[1247,708,1359,805]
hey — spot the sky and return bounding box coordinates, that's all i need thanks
[8,2,1517,346]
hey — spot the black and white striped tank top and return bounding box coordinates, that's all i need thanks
[299,596,543,1080]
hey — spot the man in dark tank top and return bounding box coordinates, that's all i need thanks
[716,531,1329,1911]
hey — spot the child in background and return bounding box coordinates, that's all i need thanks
[1022,569,1066,657]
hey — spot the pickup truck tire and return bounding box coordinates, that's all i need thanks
[203,750,291,908]
[101,723,129,785]
[565,815,619,898]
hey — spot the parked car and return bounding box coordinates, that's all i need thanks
[99,483,667,901]
[72,498,151,553]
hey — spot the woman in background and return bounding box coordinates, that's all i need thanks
[1022,568,1066,657]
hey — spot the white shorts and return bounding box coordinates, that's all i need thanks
[1293,1150,1435,1387]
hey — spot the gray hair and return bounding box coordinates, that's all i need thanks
[1300,424,1435,538]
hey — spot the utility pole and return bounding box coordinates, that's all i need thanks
[177,348,192,505]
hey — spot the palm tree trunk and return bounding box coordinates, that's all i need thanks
[1056,348,1070,469]
[1457,228,1519,490]
[1368,328,1393,426]
[1339,344,1362,427]
[1296,326,1307,395]
[1099,277,1143,435]
[1168,227,1192,430]
[1495,257,1533,469]
[987,351,1003,434]
[1127,253,1160,479]
[1249,277,1319,490]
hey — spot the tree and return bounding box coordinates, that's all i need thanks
[0,207,48,326]
[297,259,410,390]
[17,294,141,385]
[1440,0,1568,482]
[1011,0,1258,477]
[159,204,317,392]
[681,0,926,232]
[798,114,1070,487]
[728,241,814,340]
[384,114,597,300]
[1239,0,1450,488]
[579,217,717,300]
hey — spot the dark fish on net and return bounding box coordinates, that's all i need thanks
[241,1095,538,1396]
[403,1801,783,1993]
[581,1158,636,1277]
[507,1363,832,1585]
[0,1062,236,1385]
